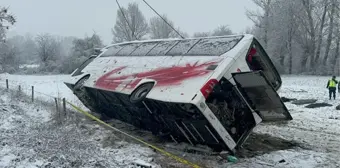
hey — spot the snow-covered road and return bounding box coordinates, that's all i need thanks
[1,73,340,167]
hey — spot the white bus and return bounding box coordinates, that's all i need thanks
[64,34,292,153]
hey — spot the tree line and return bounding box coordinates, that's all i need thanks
[247,0,340,75]
[111,2,233,42]
[0,3,234,75]
[0,7,105,74]
[0,32,103,74]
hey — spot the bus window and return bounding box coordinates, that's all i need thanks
[100,45,124,57]
[186,36,243,56]
[246,41,281,90]
[130,41,159,56]
[71,56,96,76]
[147,40,179,56]
[165,39,199,56]
[116,43,141,56]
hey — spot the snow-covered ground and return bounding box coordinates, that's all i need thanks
[19,64,40,69]
[1,73,340,167]
[0,87,160,168]
[0,73,85,108]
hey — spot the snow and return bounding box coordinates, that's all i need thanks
[250,75,340,167]
[0,82,160,168]
[1,73,340,167]
[0,73,85,108]
[234,149,329,168]
[19,64,40,69]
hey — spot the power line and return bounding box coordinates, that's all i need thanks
[115,0,138,41]
[141,0,185,39]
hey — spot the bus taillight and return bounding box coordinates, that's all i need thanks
[247,47,257,62]
[200,79,218,99]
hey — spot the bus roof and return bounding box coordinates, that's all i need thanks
[100,34,253,57]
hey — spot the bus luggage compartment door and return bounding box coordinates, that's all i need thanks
[231,71,292,122]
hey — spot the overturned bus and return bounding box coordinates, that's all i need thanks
[64,34,292,153]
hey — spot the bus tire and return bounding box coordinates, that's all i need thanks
[130,82,154,103]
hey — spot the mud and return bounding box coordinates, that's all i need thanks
[305,102,332,108]
[281,97,297,102]
[236,133,300,158]
[86,114,302,167]
[292,99,317,105]
[103,117,302,167]
[335,104,340,110]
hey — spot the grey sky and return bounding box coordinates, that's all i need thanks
[2,0,259,45]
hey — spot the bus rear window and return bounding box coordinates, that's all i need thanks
[246,40,281,90]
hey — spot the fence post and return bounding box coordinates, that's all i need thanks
[31,86,34,102]
[6,79,8,90]
[63,98,66,118]
[54,98,60,124]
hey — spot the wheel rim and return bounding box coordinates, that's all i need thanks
[133,88,149,101]
[131,84,153,102]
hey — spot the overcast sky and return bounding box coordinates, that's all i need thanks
[2,0,259,44]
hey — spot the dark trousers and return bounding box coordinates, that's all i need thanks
[329,87,336,100]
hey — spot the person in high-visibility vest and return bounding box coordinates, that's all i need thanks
[327,76,338,100]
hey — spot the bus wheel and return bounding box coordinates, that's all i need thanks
[130,83,154,103]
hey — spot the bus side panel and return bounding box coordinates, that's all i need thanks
[89,55,182,94]
[92,55,222,103]
[146,56,222,102]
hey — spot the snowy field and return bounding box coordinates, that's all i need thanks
[1,73,340,167]
[0,73,86,109]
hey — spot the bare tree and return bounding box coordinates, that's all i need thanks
[314,0,328,64]
[323,0,337,65]
[193,32,210,38]
[0,6,17,73]
[72,33,103,57]
[292,0,318,70]
[192,25,233,38]
[149,15,176,39]
[211,25,233,36]
[269,0,300,73]
[35,34,61,63]
[0,42,19,72]
[0,6,16,42]
[246,0,340,75]
[329,0,340,74]
[112,2,148,43]
[246,0,272,49]
[286,3,299,74]
[330,22,340,74]
[173,27,189,38]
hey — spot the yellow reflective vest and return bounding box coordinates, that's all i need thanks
[328,79,337,88]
